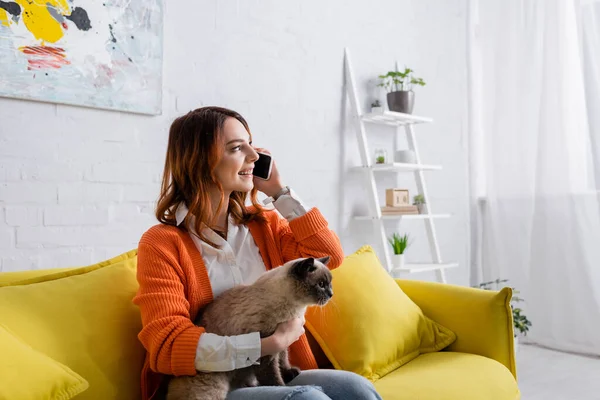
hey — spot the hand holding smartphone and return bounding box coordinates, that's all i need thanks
[252,148,285,199]
[253,151,273,180]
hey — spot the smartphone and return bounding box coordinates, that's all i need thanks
[253,152,273,180]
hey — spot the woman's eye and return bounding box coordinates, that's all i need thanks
[231,145,241,151]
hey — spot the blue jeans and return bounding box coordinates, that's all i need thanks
[225,369,382,400]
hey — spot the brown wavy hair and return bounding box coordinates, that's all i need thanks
[156,106,266,245]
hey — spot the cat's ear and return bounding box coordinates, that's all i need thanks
[292,258,317,279]
[317,256,330,266]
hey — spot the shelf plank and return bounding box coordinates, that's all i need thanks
[390,262,459,274]
[354,214,451,220]
[350,163,442,172]
[362,111,433,126]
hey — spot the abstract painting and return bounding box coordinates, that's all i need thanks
[0,0,163,115]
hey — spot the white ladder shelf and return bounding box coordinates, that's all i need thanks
[344,48,458,283]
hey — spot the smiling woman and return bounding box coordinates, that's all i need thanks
[131,106,379,400]
[154,107,268,248]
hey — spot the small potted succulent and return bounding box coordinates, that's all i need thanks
[374,148,387,164]
[377,67,426,114]
[413,194,427,214]
[371,99,384,114]
[388,233,410,269]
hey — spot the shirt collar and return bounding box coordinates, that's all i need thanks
[175,203,189,226]
[175,203,236,240]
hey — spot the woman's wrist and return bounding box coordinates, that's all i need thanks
[265,184,285,198]
[260,335,282,357]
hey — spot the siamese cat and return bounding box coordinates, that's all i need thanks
[167,256,333,400]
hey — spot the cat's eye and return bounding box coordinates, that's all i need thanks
[318,281,327,288]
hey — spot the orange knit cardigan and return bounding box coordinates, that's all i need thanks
[133,207,344,400]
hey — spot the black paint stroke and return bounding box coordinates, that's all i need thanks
[0,0,20,17]
[108,23,117,42]
[65,6,91,31]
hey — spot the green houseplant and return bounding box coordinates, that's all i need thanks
[413,194,426,214]
[388,233,410,269]
[378,67,426,114]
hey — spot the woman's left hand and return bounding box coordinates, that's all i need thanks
[252,148,285,197]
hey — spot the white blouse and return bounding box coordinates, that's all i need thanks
[174,190,308,372]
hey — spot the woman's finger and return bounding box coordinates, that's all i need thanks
[254,147,271,155]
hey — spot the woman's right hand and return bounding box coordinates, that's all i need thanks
[260,316,305,357]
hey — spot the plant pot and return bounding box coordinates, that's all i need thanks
[387,91,415,114]
[371,106,384,114]
[392,254,405,270]
[416,203,427,214]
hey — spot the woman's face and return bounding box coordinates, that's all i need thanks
[213,117,259,193]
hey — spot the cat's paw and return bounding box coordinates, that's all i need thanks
[281,367,301,384]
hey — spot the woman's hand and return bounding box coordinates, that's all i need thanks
[260,316,305,357]
[252,147,285,197]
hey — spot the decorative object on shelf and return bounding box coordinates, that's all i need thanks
[394,149,417,164]
[474,278,532,353]
[386,188,409,207]
[371,100,384,114]
[381,206,419,215]
[374,148,388,164]
[413,194,427,214]
[378,67,426,114]
[388,233,410,269]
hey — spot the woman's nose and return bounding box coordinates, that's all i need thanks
[248,147,259,162]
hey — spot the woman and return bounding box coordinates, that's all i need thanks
[133,106,381,400]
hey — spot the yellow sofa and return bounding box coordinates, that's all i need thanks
[0,251,519,400]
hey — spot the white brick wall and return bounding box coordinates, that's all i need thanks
[0,0,469,285]
[5,206,43,226]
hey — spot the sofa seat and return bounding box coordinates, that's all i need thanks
[373,351,520,400]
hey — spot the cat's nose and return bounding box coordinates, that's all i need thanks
[326,288,333,298]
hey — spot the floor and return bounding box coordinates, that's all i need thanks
[517,343,600,400]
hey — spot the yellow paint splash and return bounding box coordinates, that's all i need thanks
[14,0,70,43]
[0,9,9,27]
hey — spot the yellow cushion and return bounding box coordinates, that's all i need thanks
[0,268,72,286]
[373,352,520,400]
[0,250,145,400]
[0,324,89,400]
[305,245,456,381]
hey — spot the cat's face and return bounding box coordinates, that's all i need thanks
[288,256,333,306]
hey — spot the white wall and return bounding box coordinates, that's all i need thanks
[0,0,469,285]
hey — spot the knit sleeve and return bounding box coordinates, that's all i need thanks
[133,239,203,377]
[273,207,344,269]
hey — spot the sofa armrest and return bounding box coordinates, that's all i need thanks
[396,279,516,378]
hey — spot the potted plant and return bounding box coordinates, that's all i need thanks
[413,194,427,214]
[374,148,387,164]
[474,278,532,352]
[377,67,426,114]
[388,233,410,269]
[371,99,384,114]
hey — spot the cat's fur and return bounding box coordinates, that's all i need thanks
[166,256,334,400]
